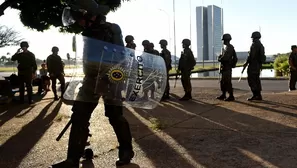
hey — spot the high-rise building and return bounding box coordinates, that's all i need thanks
[196,5,223,61]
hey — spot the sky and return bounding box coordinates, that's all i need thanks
[0,0,296,60]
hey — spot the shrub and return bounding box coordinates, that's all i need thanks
[274,54,290,76]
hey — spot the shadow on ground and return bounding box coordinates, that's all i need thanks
[123,89,297,168]
[0,100,62,168]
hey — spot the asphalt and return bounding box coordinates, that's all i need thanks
[0,80,296,168]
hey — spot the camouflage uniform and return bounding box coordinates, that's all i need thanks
[46,46,66,100]
[11,41,37,104]
[289,45,297,91]
[125,35,136,49]
[245,31,265,101]
[52,6,133,168]
[217,34,238,101]
[178,39,196,100]
[159,39,172,100]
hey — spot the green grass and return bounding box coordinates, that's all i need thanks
[0,65,78,72]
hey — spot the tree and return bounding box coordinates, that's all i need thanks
[0,0,131,34]
[0,25,23,48]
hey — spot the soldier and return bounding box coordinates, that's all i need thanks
[216,34,238,101]
[243,31,265,101]
[11,41,37,104]
[177,39,196,100]
[159,39,172,100]
[125,35,136,49]
[51,6,134,168]
[142,40,150,52]
[289,45,297,91]
[149,42,160,55]
[46,46,66,100]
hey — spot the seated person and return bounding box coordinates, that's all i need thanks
[39,63,50,92]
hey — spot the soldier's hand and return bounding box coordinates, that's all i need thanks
[17,48,22,53]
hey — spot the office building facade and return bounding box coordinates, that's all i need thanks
[196,5,223,61]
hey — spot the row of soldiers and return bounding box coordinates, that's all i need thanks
[123,31,269,102]
[124,35,196,101]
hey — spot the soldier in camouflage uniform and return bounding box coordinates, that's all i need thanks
[52,5,134,168]
[243,31,265,101]
[11,41,37,104]
[46,46,66,100]
[177,39,196,100]
[216,34,238,101]
[289,45,297,91]
[149,42,160,55]
[159,39,172,100]
[125,35,136,49]
[142,40,150,52]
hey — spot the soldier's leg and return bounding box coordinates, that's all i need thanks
[162,74,170,100]
[247,73,262,101]
[52,101,97,168]
[57,74,66,96]
[51,76,58,99]
[18,75,25,102]
[24,75,33,103]
[104,96,134,166]
[217,71,226,100]
[180,71,192,100]
[224,70,234,101]
[289,71,297,91]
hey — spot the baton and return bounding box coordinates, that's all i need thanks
[56,119,72,141]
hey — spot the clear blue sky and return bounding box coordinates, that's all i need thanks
[0,0,295,60]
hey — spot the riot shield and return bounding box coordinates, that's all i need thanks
[63,36,167,109]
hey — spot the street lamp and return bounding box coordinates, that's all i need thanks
[158,9,171,51]
[189,0,192,49]
[173,0,177,70]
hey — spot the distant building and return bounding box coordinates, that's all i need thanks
[196,5,223,61]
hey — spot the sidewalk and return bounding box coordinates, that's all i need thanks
[0,87,297,168]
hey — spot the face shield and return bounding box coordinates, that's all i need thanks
[62,7,77,26]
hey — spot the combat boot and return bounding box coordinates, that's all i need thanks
[225,93,235,101]
[216,92,226,100]
[179,92,190,101]
[116,150,135,166]
[50,159,79,168]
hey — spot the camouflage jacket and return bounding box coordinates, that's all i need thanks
[246,39,265,73]
[178,48,196,71]
[218,44,237,71]
[11,51,37,75]
[160,48,172,70]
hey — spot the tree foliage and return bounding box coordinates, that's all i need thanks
[0,25,23,48]
[0,0,131,33]
[274,53,290,76]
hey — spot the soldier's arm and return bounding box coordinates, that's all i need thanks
[46,57,52,74]
[110,23,124,47]
[259,44,265,64]
[11,53,19,61]
[289,54,296,70]
[31,53,38,73]
[219,46,233,62]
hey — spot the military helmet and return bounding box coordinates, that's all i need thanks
[20,41,29,48]
[291,45,297,51]
[149,43,154,48]
[142,40,150,46]
[182,39,191,46]
[125,35,134,43]
[222,33,232,41]
[52,46,59,52]
[251,31,261,39]
[159,39,168,46]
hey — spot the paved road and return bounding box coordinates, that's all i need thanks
[1,72,289,92]
[170,79,289,93]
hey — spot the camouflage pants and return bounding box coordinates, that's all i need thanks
[50,73,65,97]
[67,74,132,163]
[181,70,192,93]
[220,69,233,93]
[18,74,33,102]
[247,73,262,92]
[163,71,170,97]
[289,71,297,90]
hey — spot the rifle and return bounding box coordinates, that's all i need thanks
[218,46,224,83]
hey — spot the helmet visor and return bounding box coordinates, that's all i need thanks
[62,7,76,26]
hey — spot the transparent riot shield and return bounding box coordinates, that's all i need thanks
[63,36,167,109]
